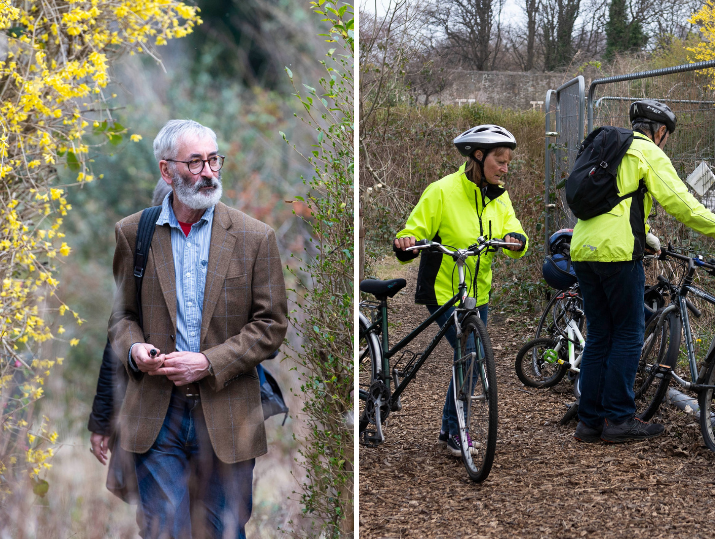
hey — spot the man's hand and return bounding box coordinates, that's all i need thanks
[131,343,165,373]
[90,433,110,465]
[148,351,211,386]
[393,236,416,251]
[503,234,524,252]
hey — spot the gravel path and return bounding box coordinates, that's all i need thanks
[359,262,715,538]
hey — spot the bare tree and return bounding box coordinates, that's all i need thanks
[524,0,539,70]
[541,0,582,71]
[404,43,454,105]
[428,0,505,71]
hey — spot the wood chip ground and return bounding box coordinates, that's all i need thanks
[359,263,715,538]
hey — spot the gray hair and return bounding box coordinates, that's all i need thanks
[153,119,218,162]
[632,120,665,139]
[152,178,172,206]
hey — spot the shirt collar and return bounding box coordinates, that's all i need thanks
[156,191,215,229]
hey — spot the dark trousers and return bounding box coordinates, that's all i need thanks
[573,259,645,427]
[134,389,255,539]
[427,304,489,436]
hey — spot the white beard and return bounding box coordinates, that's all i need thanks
[172,169,223,210]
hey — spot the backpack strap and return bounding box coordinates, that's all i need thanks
[134,206,162,331]
[616,178,647,205]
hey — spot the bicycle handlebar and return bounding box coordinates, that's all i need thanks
[406,237,514,257]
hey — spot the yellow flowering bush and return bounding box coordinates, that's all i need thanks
[0,0,200,500]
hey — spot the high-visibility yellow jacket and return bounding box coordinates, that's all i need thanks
[396,163,528,306]
[572,132,715,262]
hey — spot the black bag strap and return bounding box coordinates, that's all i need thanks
[616,178,647,205]
[134,206,162,331]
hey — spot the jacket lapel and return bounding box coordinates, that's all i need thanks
[201,203,236,343]
[153,223,177,333]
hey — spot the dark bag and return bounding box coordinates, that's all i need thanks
[106,205,162,503]
[565,126,645,220]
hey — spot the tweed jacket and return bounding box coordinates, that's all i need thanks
[108,201,288,463]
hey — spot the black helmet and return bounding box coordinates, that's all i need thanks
[629,100,677,134]
[453,124,517,157]
[549,228,573,256]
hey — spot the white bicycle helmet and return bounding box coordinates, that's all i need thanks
[453,124,517,157]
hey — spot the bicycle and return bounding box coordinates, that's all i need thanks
[516,256,664,424]
[631,247,715,451]
[359,236,512,482]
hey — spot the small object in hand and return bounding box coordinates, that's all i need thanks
[150,349,158,358]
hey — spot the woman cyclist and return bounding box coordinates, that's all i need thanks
[393,124,529,456]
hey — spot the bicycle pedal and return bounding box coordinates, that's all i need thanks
[360,429,384,447]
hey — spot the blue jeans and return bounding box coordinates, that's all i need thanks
[134,389,255,539]
[573,260,645,427]
[427,304,489,436]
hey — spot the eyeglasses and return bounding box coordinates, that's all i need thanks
[165,155,225,175]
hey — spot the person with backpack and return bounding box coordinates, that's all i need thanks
[569,100,715,443]
[108,120,288,538]
[392,124,528,456]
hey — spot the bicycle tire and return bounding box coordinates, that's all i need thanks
[454,314,497,483]
[559,403,579,425]
[358,313,382,434]
[698,358,715,452]
[635,309,680,421]
[514,337,569,388]
[535,288,584,340]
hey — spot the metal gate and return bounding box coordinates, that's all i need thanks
[544,76,584,253]
[544,60,715,253]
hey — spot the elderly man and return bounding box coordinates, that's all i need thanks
[109,119,287,538]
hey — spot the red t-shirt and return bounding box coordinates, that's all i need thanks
[178,220,193,237]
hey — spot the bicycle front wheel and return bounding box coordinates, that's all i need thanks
[698,357,715,452]
[514,337,569,388]
[454,314,497,483]
[635,309,679,421]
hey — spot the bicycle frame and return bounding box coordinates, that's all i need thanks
[546,318,585,374]
[652,251,715,391]
[362,267,475,405]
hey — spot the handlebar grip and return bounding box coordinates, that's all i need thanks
[686,299,702,319]
[657,275,669,285]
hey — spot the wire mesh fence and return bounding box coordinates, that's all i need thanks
[545,77,584,249]
[545,61,715,266]
[589,62,715,264]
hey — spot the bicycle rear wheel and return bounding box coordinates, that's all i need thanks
[454,314,497,483]
[698,357,715,452]
[634,309,680,421]
[535,287,584,339]
[358,313,382,435]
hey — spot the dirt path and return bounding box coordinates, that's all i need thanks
[359,262,715,538]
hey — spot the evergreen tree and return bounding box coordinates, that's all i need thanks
[605,0,648,59]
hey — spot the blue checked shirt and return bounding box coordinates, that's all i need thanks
[129,193,214,368]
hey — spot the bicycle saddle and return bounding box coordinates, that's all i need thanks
[360,278,407,299]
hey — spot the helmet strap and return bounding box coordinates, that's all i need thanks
[470,149,491,187]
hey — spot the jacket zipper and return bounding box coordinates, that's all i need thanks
[473,188,495,301]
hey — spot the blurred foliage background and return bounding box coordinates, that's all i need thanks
[16,0,338,536]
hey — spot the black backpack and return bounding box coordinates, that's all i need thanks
[565,126,645,220]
